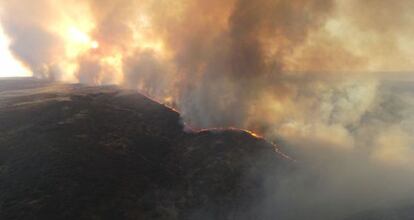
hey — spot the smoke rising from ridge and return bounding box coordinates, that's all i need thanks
[1,0,414,219]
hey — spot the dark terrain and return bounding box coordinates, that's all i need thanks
[1,78,413,220]
[0,78,289,220]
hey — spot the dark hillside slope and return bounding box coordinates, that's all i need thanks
[0,78,289,220]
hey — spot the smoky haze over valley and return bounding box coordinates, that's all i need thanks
[1,0,414,219]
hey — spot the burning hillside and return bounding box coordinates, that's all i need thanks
[0,78,290,219]
[1,0,414,219]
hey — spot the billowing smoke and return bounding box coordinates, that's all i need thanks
[1,0,414,219]
[255,78,414,219]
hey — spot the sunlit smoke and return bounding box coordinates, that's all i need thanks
[0,22,31,77]
[1,0,414,219]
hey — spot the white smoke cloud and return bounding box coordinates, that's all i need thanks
[1,0,414,219]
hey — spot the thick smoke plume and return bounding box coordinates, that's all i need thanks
[1,0,414,219]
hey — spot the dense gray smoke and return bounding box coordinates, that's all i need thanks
[257,78,414,219]
[1,0,414,219]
